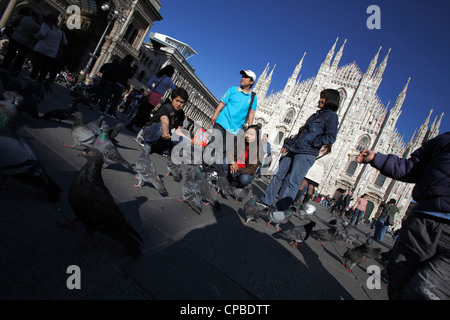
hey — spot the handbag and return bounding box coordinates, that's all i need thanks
[145,75,167,106]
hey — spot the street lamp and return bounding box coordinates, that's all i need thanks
[82,2,125,74]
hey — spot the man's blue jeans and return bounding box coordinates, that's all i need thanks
[260,152,315,211]
[374,217,388,241]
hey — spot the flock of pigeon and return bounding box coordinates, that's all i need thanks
[0,75,384,274]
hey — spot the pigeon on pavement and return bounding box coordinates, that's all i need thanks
[67,148,143,257]
[166,157,182,182]
[0,92,62,202]
[180,167,203,214]
[42,103,78,122]
[243,196,259,225]
[94,124,133,171]
[262,207,294,231]
[134,144,167,195]
[342,243,382,272]
[66,111,96,148]
[86,115,105,136]
[275,221,316,248]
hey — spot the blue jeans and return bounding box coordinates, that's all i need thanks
[222,162,253,187]
[260,152,316,211]
[374,217,388,241]
[143,122,171,154]
[350,208,365,225]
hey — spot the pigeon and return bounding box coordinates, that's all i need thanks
[0,92,62,202]
[216,173,232,197]
[180,168,203,214]
[342,243,382,272]
[243,196,259,224]
[275,221,316,248]
[263,207,294,231]
[108,122,123,145]
[166,157,182,182]
[86,115,105,136]
[93,124,133,171]
[134,144,167,195]
[42,103,78,122]
[65,111,96,148]
[191,166,221,210]
[310,226,340,245]
[67,148,143,257]
[295,202,317,220]
[180,166,221,213]
[230,184,252,203]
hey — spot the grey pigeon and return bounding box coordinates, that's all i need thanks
[262,207,294,231]
[343,243,381,272]
[166,157,182,182]
[66,111,96,148]
[42,103,78,122]
[243,196,259,224]
[0,92,62,202]
[275,221,316,248]
[67,148,143,257]
[134,144,167,195]
[86,115,105,136]
[231,184,252,203]
[108,122,123,145]
[191,166,221,210]
[93,124,133,171]
[310,226,340,245]
[181,168,203,214]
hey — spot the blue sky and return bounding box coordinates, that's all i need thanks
[147,0,449,143]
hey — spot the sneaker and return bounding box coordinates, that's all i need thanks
[255,199,269,208]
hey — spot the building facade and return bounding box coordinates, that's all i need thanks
[253,38,444,228]
[1,0,162,74]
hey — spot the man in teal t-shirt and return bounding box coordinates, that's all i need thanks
[206,70,258,163]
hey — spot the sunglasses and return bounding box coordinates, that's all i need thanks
[242,75,251,79]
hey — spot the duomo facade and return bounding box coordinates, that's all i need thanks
[252,38,444,228]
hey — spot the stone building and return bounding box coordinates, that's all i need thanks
[253,38,444,228]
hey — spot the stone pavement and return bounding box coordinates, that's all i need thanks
[0,73,393,302]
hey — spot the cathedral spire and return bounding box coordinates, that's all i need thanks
[415,109,433,146]
[331,39,347,72]
[364,46,382,79]
[284,52,305,94]
[392,77,410,113]
[322,37,338,69]
[373,48,391,81]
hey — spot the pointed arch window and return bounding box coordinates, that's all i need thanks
[374,173,386,187]
[277,131,284,145]
[346,161,358,176]
[283,110,295,124]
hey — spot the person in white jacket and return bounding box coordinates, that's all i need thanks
[29,13,67,82]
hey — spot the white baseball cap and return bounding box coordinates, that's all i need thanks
[240,70,256,81]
